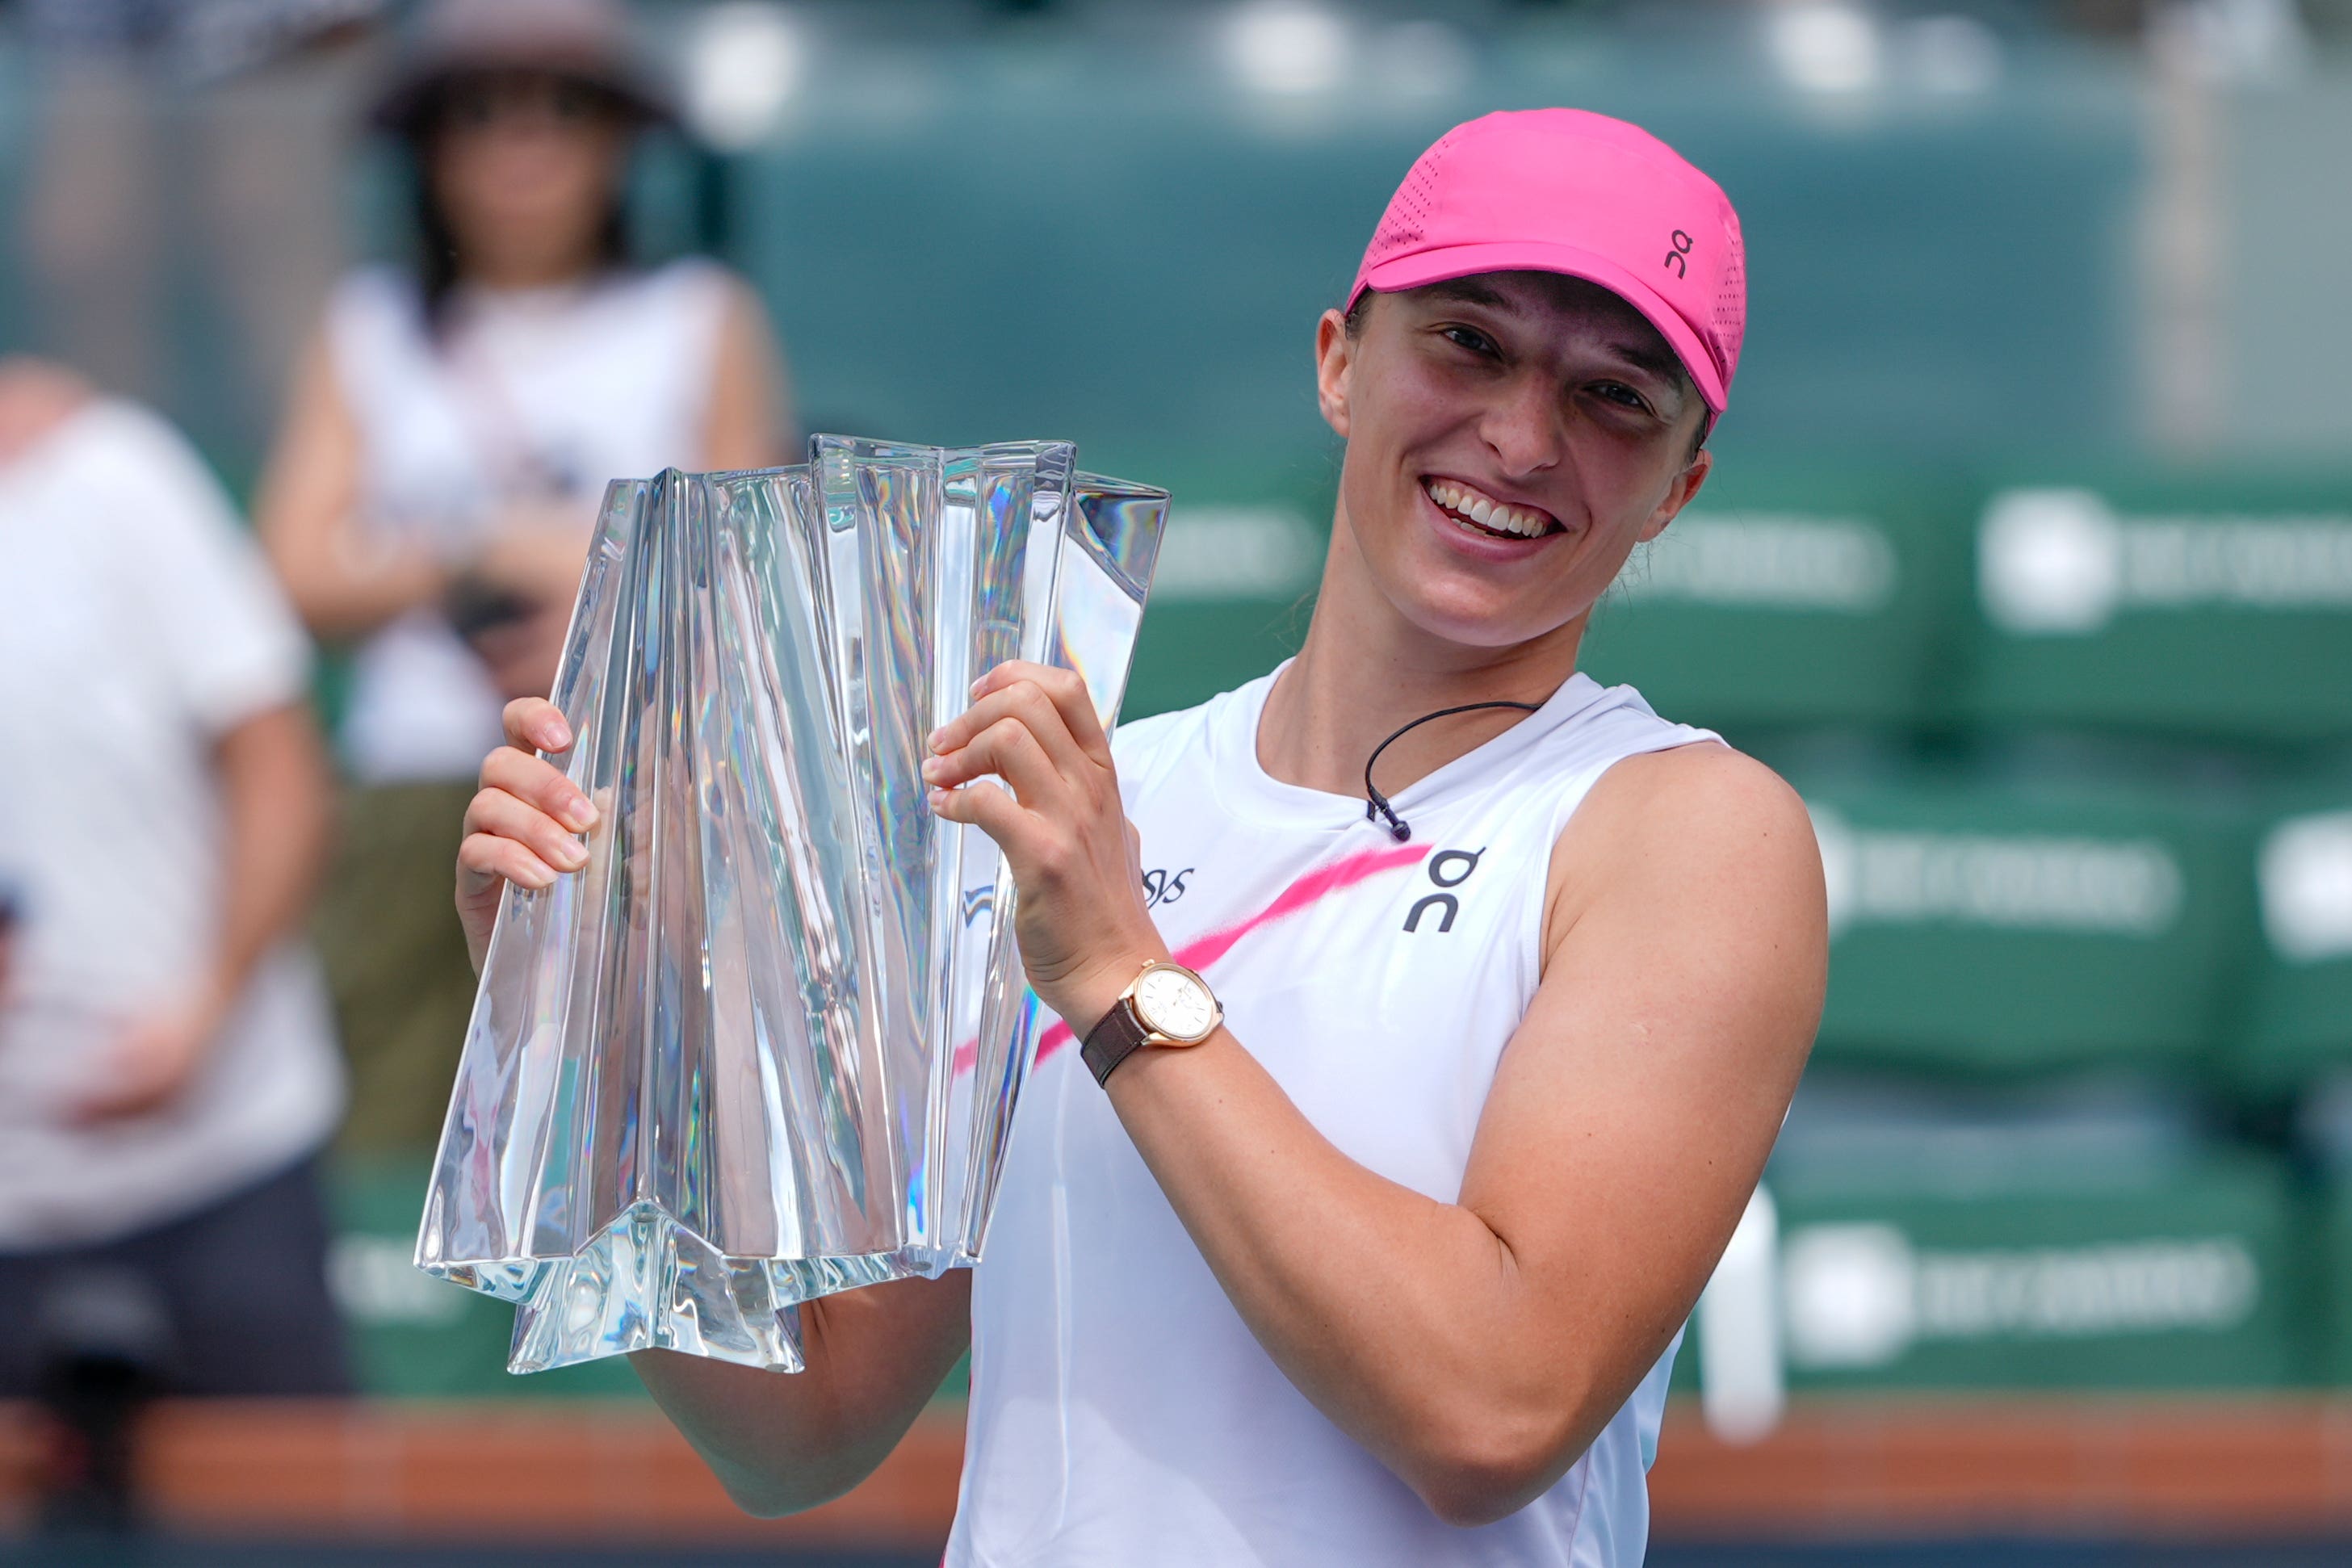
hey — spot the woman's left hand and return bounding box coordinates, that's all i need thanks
[74,983,229,1124]
[922,661,1166,1031]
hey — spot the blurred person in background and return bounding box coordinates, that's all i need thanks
[0,356,350,1401]
[258,0,790,1152]
[13,0,384,458]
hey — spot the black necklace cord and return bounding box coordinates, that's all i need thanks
[1361,699,1542,843]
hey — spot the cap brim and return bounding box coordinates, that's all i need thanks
[367,54,677,135]
[1356,241,1727,413]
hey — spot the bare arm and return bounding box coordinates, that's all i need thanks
[924,665,1826,1528]
[209,702,337,1001]
[455,696,969,1514]
[1103,747,1820,1522]
[701,278,794,472]
[632,1272,971,1516]
[81,701,337,1121]
[254,328,450,640]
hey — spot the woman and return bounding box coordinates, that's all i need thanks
[459,109,1822,1565]
[260,0,789,1151]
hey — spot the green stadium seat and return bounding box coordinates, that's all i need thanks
[2307,1091,2352,1389]
[1960,469,2352,743]
[2234,779,2352,1094]
[1668,1072,2312,1398]
[2323,1181,2352,1388]
[1793,765,2254,1074]
[1771,1069,2212,1192]
[1767,1147,2306,1391]
[1578,465,1973,735]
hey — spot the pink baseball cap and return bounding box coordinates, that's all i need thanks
[1349,109,1746,413]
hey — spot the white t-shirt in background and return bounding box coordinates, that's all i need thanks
[0,398,345,1248]
[325,258,733,784]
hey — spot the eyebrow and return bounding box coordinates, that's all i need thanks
[1423,278,1514,312]
[1601,338,1687,388]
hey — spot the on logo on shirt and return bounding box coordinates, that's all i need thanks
[1404,848,1482,934]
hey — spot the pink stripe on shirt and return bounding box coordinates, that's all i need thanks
[1000,841,1431,1071]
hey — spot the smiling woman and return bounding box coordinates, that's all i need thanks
[456,107,1826,1568]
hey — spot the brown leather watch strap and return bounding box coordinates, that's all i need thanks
[1081,1000,1153,1087]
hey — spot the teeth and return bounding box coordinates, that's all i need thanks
[1424,478,1550,539]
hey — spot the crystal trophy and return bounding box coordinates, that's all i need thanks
[415,437,1168,1372]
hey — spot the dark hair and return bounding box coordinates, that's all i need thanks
[399,73,638,337]
[1342,287,1714,459]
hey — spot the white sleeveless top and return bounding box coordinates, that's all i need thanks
[325,258,731,782]
[953,666,1721,1567]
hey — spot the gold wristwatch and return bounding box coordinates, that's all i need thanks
[1080,960,1222,1085]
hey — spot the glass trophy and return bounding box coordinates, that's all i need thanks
[415,437,1168,1372]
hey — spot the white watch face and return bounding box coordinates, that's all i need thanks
[1132,966,1218,1042]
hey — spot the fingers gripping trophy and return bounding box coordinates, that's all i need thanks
[421,438,1169,1371]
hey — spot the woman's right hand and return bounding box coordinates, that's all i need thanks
[455,697,600,973]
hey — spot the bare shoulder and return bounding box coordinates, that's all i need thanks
[698,267,791,471]
[1546,741,1825,943]
[712,267,777,332]
[1573,740,1817,865]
